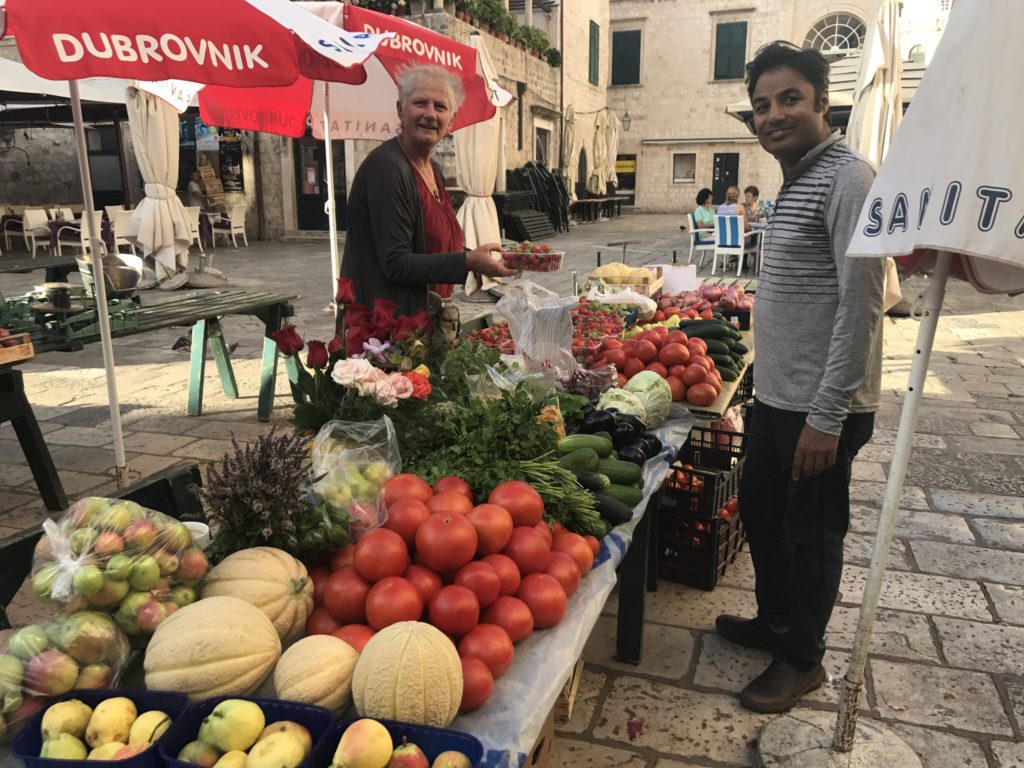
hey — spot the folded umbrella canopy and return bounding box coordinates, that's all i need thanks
[2,0,391,483]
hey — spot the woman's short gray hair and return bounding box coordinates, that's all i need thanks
[397,65,465,113]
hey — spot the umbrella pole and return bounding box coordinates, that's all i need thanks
[69,81,128,486]
[833,250,953,751]
[322,82,340,295]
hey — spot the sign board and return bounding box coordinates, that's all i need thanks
[615,158,636,174]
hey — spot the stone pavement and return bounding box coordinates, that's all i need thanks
[2,214,1023,766]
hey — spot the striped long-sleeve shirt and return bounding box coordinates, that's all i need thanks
[753,132,886,435]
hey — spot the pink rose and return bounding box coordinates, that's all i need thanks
[389,372,414,400]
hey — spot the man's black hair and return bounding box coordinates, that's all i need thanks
[745,41,830,111]
[696,188,712,206]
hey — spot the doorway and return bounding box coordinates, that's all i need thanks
[576,148,588,200]
[712,153,739,204]
[293,136,346,231]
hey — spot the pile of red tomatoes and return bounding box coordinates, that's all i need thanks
[305,474,600,714]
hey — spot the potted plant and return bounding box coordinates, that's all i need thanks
[544,48,562,67]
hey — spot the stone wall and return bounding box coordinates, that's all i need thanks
[560,0,610,189]
[0,128,86,207]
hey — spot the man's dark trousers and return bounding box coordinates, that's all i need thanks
[739,399,875,669]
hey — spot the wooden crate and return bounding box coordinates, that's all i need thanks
[198,165,226,208]
[0,333,35,365]
[524,706,556,768]
[554,656,585,724]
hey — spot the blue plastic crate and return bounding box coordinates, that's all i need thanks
[158,697,334,768]
[12,688,189,768]
[323,718,483,767]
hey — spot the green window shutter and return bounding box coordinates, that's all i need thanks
[589,21,600,85]
[611,30,641,85]
[714,21,747,80]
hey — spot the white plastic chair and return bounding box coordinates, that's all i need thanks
[184,206,205,255]
[686,212,715,268]
[50,206,74,222]
[105,204,125,223]
[112,209,136,255]
[213,203,248,248]
[18,208,51,257]
[56,211,105,257]
[712,215,761,276]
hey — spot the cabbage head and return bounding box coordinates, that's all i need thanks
[623,371,672,427]
[597,388,647,423]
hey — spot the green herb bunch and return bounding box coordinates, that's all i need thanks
[195,429,348,563]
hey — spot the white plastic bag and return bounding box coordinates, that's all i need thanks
[496,280,578,375]
[584,286,657,321]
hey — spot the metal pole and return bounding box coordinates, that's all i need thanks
[69,81,127,486]
[322,82,341,295]
[833,250,953,751]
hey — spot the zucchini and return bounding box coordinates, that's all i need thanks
[603,483,644,507]
[718,367,739,382]
[703,338,732,355]
[594,494,633,526]
[685,324,732,340]
[558,447,600,472]
[558,434,614,458]
[732,342,749,355]
[597,457,644,485]
[573,470,611,493]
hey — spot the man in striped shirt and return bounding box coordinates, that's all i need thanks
[715,42,886,713]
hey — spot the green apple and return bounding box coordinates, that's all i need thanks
[170,586,196,608]
[69,527,98,557]
[32,564,62,601]
[105,554,133,581]
[0,655,25,691]
[129,555,160,590]
[73,565,105,597]
[97,504,134,533]
[363,460,391,487]
[198,699,265,752]
[7,626,50,661]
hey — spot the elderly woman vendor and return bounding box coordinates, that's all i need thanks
[341,64,515,322]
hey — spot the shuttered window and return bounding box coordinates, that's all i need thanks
[611,30,641,85]
[714,21,747,80]
[589,21,600,85]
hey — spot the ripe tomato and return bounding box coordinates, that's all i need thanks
[416,513,478,573]
[329,544,355,571]
[427,490,474,516]
[658,342,689,368]
[616,372,629,387]
[668,364,688,380]
[552,532,594,575]
[545,552,581,597]
[584,535,601,557]
[603,348,627,371]
[433,476,474,501]
[459,657,493,713]
[429,585,480,637]
[305,606,340,636]
[481,554,521,596]
[534,521,554,547]
[634,340,658,363]
[681,363,708,387]
[516,574,568,629]
[365,576,424,630]
[481,595,534,642]
[309,566,330,605]
[689,354,713,372]
[502,526,552,575]
[382,498,430,551]
[459,624,514,679]
[322,566,371,624]
[686,382,718,407]
[331,624,375,653]
[666,376,686,402]
[623,357,646,378]
[454,561,501,609]
[403,564,443,608]
[666,330,688,345]
[467,503,514,556]
[686,338,708,356]
[382,474,433,506]
[645,361,669,378]
[488,481,544,527]
[354,528,410,583]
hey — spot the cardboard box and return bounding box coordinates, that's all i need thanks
[554,656,585,725]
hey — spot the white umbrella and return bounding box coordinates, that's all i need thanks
[455,33,504,297]
[758,1,1024,762]
[586,111,607,197]
[562,105,576,204]
[124,86,193,285]
[605,111,621,187]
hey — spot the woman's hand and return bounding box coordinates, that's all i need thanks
[467,243,518,277]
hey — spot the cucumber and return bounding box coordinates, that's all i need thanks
[558,434,614,458]
[703,338,732,355]
[597,457,644,485]
[718,367,739,382]
[573,470,611,493]
[733,342,749,355]
[709,353,739,369]
[603,483,644,507]
[685,324,732,340]
[594,494,633,526]
[558,447,600,472]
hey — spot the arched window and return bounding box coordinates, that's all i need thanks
[909,44,926,64]
[803,13,868,55]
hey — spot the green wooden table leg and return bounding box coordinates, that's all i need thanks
[257,306,282,422]
[187,318,209,416]
[284,355,303,404]
[209,321,239,400]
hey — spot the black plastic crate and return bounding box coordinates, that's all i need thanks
[662,455,743,519]
[729,365,755,409]
[678,426,747,470]
[657,509,746,591]
[719,309,751,331]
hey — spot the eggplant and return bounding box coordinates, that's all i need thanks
[611,422,640,450]
[579,409,616,435]
[639,433,663,456]
[581,403,597,418]
[616,444,649,466]
[614,413,647,434]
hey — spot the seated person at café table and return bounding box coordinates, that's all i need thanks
[187,171,208,209]
[692,187,715,243]
[744,185,768,222]
[717,185,753,232]
[340,64,515,330]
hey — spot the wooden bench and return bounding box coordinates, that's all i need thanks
[0,465,204,631]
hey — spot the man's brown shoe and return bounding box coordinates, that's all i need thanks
[738,659,827,713]
[715,615,781,654]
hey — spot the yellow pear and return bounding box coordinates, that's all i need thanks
[86,697,138,748]
[41,699,94,741]
[213,751,248,768]
[331,719,392,768]
[128,710,172,745]
[198,699,265,753]
[245,732,305,768]
[258,722,312,758]
[88,742,127,760]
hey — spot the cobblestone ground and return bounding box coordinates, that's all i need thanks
[2,214,1022,766]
